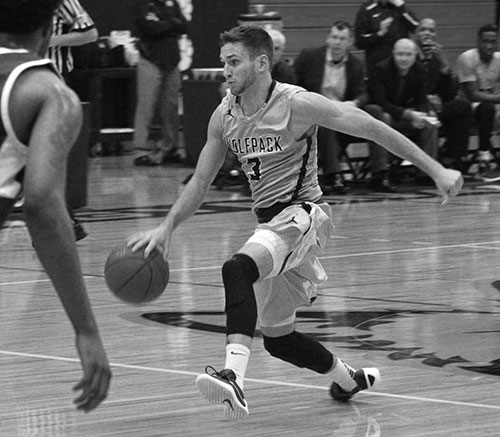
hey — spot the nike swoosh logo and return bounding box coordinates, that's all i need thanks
[223,399,234,411]
[230,351,246,356]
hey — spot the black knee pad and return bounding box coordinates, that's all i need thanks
[222,253,259,337]
[263,331,333,374]
[222,253,259,306]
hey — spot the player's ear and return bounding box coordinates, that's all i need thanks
[256,54,271,72]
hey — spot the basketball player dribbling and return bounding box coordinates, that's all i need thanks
[128,25,463,419]
[0,0,111,411]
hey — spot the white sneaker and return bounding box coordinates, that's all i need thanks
[196,366,249,420]
[330,360,380,401]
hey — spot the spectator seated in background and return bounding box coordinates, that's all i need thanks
[295,21,395,193]
[267,29,296,85]
[455,24,500,178]
[355,0,419,73]
[415,18,473,173]
[367,38,439,184]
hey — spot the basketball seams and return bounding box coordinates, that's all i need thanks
[104,246,169,304]
[106,258,152,298]
[151,250,169,286]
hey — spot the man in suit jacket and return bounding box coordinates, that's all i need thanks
[368,37,439,174]
[295,21,394,192]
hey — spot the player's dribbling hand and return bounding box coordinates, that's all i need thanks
[127,225,171,260]
[73,332,111,412]
[435,168,464,205]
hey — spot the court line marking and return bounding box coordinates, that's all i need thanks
[168,240,500,272]
[0,276,96,287]
[2,241,500,284]
[1,349,499,411]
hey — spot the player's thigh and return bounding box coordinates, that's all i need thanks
[242,206,310,279]
[254,275,298,337]
[238,241,274,280]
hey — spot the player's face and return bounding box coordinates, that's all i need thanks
[220,42,258,96]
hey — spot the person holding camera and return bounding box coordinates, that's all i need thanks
[415,18,473,172]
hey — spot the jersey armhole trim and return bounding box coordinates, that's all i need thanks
[0,58,55,145]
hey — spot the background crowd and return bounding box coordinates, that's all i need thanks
[59,0,500,196]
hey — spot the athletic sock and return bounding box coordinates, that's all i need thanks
[329,356,358,392]
[224,343,251,389]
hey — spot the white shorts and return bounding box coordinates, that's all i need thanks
[246,202,334,335]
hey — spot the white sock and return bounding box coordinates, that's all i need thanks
[224,343,251,389]
[329,357,357,392]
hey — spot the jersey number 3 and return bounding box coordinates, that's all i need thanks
[243,157,261,181]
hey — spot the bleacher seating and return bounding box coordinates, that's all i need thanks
[247,0,497,179]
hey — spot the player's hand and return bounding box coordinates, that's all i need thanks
[73,332,111,412]
[434,168,464,205]
[127,225,171,260]
[388,0,404,6]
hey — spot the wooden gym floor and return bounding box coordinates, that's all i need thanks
[1,152,500,436]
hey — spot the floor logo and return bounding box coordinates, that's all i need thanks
[143,308,500,377]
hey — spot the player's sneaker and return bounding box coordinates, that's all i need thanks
[478,168,500,183]
[330,361,380,401]
[196,366,249,420]
[71,216,88,241]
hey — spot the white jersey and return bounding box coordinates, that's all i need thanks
[219,81,322,221]
[0,48,56,201]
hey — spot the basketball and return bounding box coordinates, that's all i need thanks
[104,246,169,304]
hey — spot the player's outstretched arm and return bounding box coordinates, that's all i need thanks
[128,105,229,259]
[291,92,463,202]
[16,71,111,412]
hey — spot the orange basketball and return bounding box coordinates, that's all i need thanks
[104,246,169,304]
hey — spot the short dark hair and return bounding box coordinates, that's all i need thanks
[478,24,498,38]
[0,0,62,35]
[219,25,274,63]
[331,20,353,35]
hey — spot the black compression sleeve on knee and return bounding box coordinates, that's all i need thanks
[222,253,259,338]
[263,331,334,374]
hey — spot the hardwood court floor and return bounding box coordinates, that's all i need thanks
[2,153,500,436]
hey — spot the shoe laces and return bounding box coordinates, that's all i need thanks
[205,365,236,382]
[340,359,357,380]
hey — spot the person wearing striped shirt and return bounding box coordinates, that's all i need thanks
[48,0,98,77]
